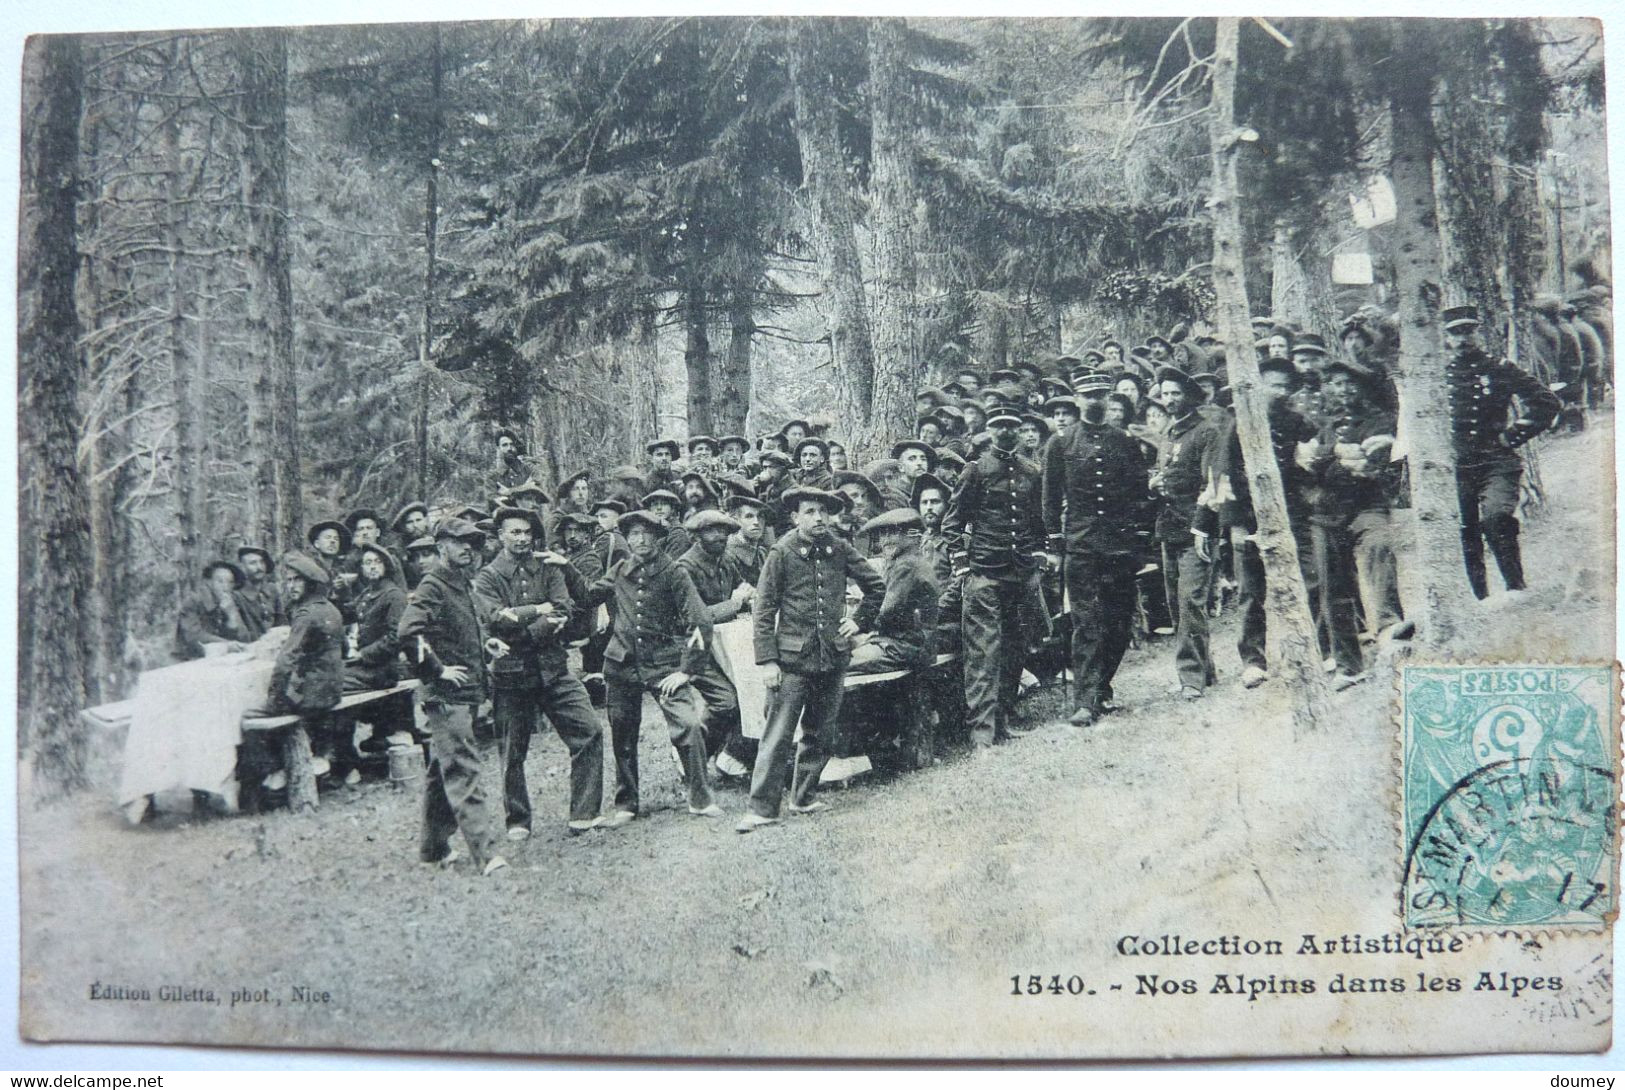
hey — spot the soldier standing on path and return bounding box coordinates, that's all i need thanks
[583,510,722,828]
[1441,305,1562,599]
[472,506,605,841]
[1042,370,1152,728]
[677,509,753,759]
[1150,368,1223,700]
[944,405,1050,749]
[738,487,884,832]
[399,517,509,876]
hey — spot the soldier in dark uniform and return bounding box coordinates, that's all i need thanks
[848,508,940,675]
[641,489,693,560]
[679,471,721,520]
[1042,370,1151,727]
[724,495,771,585]
[1441,304,1562,598]
[471,506,604,840]
[787,437,837,493]
[677,509,752,760]
[175,559,265,660]
[643,438,681,496]
[1150,367,1223,699]
[718,435,750,474]
[686,435,719,478]
[834,471,884,535]
[489,429,532,494]
[304,519,355,621]
[390,503,432,588]
[582,509,720,827]
[399,518,507,875]
[738,487,884,832]
[945,405,1049,748]
[236,545,284,631]
[589,498,632,572]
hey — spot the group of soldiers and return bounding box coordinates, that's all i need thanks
[175,299,1588,873]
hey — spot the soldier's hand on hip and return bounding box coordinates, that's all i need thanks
[761,663,782,689]
[658,671,691,697]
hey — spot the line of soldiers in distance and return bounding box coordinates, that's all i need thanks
[173,302,1575,870]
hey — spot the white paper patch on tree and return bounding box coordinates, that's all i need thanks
[1331,252,1374,284]
[1348,174,1397,227]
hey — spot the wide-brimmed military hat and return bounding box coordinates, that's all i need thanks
[914,387,952,408]
[718,434,749,452]
[833,471,884,508]
[202,559,246,587]
[780,486,844,514]
[506,480,550,505]
[686,435,718,453]
[591,497,628,517]
[910,472,950,508]
[793,437,830,461]
[778,418,812,437]
[451,505,491,524]
[1011,360,1045,383]
[344,507,383,533]
[1019,413,1053,438]
[559,511,598,531]
[645,438,681,460]
[684,509,740,535]
[1323,357,1384,394]
[491,505,545,537]
[607,464,646,482]
[859,507,924,537]
[890,439,937,465]
[758,449,792,468]
[355,543,399,578]
[556,470,592,498]
[1044,395,1082,414]
[1146,335,1174,354]
[617,509,669,539]
[1257,356,1303,392]
[306,519,352,554]
[640,488,681,510]
[236,545,274,571]
[1154,366,1207,402]
[405,535,439,554]
[390,501,429,534]
[723,493,768,514]
[935,448,967,473]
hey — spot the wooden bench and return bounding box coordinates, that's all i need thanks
[242,680,421,812]
[838,653,960,771]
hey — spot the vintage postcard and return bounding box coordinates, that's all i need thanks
[13,11,1619,1061]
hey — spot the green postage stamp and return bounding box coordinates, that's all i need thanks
[1401,663,1619,931]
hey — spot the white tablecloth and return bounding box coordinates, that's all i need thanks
[116,632,284,812]
[710,617,771,740]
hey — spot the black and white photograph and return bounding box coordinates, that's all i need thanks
[12,9,1620,1061]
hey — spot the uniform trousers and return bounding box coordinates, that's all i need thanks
[1064,549,1138,715]
[961,570,1036,746]
[1164,543,1215,691]
[1348,509,1404,633]
[1309,524,1368,675]
[492,674,604,829]
[419,701,501,867]
[1236,524,1330,672]
[748,666,846,818]
[1456,460,1525,598]
[604,673,714,814]
[684,658,741,756]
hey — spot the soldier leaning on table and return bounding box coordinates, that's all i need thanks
[398,517,509,876]
[847,507,940,675]
[677,509,752,760]
[738,486,884,833]
[471,505,605,842]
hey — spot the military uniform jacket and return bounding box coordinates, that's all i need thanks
[586,551,712,685]
[1152,411,1222,548]
[269,594,345,714]
[174,587,265,661]
[659,524,695,561]
[1309,403,1402,527]
[943,445,1046,580]
[725,532,769,586]
[398,562,488,705]
[678,542,750,624]
[786,467,836,493]
[349,578,406,688]
[240,579,284,633]
[1193,402,1317,537]
[593,529,630,572]
[871,540,940,667]
[1446,348,1562,468]
[1041,420,1152,556]
[472,549,580,688]
[568,540,606,586]
[753,528,885,673]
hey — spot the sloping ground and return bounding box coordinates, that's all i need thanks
[19,419,1615,1060]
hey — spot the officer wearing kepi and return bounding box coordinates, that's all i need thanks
[1042,368,1151,727]
[1441,304,1562,598]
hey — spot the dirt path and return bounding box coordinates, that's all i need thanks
[20,420,1615,1059]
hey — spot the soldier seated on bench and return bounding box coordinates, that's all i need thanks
[239,552,345,809]
[847,508,939,675]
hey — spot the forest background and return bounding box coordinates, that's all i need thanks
[15,14,1609,790]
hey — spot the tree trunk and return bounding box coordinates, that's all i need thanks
[1389,33,1470,648]
[238,28,301,554]
[1269,220,1311,329]
[19,33,93,793]
[1208,18,1329,733]
[789,18,876,434]
[864,16,918,447]
[416,24,442,501]
[715,276,754,436]
[165,39,204,587]
[626,317,661,460]
[683,257,713,437]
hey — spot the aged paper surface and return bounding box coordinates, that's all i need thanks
[13,10,1620,1063]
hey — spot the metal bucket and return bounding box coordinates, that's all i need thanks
[387,744,424,789]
